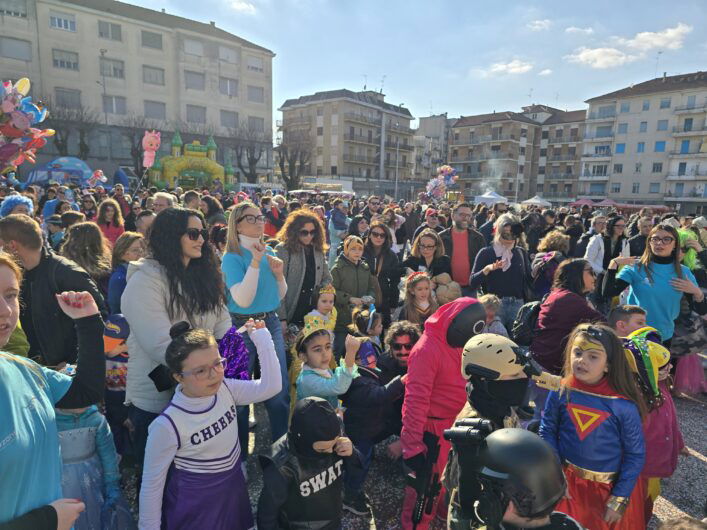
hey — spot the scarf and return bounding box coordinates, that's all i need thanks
[238,233,261,253]
[493,242,514,272]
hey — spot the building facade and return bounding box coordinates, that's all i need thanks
[412,113,449,182]
[278,89,417,197]
[0,0,274,183]
[581,71,707,213]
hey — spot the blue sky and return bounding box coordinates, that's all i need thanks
[130,0,707,124]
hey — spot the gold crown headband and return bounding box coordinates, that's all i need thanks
[301,315,329,342]
[319,284,336,296]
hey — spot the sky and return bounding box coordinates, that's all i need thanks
[130,0,707,126]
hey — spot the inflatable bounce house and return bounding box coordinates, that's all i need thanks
[150,132,234,189]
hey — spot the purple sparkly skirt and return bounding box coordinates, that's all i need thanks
[162,458,253,529]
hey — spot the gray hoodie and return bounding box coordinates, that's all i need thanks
[121,258,231,413]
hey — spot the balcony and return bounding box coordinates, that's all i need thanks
[343,153,376,165]
[388,122,414,135]
[547,135,581,144]
[672,125,707,136]
[584,132,614,141]
[457,171,515,180]
[384,160,414,169]
[283,116,311,127]
[540,191,575,199]
[548,154,578,162]
[544,173,576,180]
[581,151,612,160]
[344,112,382,126]
[664,189,707,201]
[673,103,707,114]
[586,111,616,122]
[578,192,608,200]
[666,170,707,181]
[343,133,377,145]
[668,150,707,159]
[384,141,414,151]
[579,173,610,181]
[449,134,518,146]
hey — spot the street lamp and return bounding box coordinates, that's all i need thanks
[394,125,400,199]
[98,49,108,125]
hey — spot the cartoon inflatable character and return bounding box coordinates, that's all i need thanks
[142,130,161,169]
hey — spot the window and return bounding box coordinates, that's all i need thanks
[331,166,337,175]
[520,128,527,138]
[0,37,31,61]
[184,70,205,90]
[183,39,203,56]
[617,123,628,134]
[657,119,668,131]
[316,107,324,116]
[538,166,545,175]
[316,127,323,136]
[55,88,80,108]
[220,110,238,129]
[639,121,647,133]
[246,56,264,72]
[142,66,165,86]
[100,57,124,79]
[589,183,605,194]
[632,182,640,194]
[660,97,671,109]
[519,147,525,156]
[652,162,663,173]
[613,163,623,174]
[654,141,666,152]
[141,30,163,50]
[50,11,76,31]
[0,0,27,17]
[541,130,549,139]
[649,183,660,193]
[635,163,642,173]
[52,49,78,70]
[564,184,572,193]
[219,46,238,63]
[219,77,238,97]
[592,165,608,176]
[637,142,645,153]
[98,21,121,41]
[536,183,544,192]
[615,143,625,154]
[555,129,563,138]
[144,100,166,120]
[540,148,547,157]
[678,162,687,176]
[642,99,650,111]
[186,104,206,124]
[248,116,265,132]
[102,95,126,115]
[611,183,621,193]
[620,102,630,113]
[247,85,264,104]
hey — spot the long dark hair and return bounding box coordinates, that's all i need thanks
[149,208,225,322]
[201,195,224,219]
[552,258,590,296]
[365,220,392,256]
[276,209,328,254]
[639,223,682,284]
[97,198,124,228]
[604,216,625,240]
[347,215,368,236]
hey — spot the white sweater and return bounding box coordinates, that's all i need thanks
[138,327,281,529]
[122,258,232,413]
[584,234,630,275]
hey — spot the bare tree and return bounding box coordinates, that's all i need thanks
[229,124,269,184]
[43,99,101,159]
[121,114,161,175]
[276,130,313,191]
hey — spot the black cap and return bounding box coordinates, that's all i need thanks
[289,397,342,458]
[446,301,487,348]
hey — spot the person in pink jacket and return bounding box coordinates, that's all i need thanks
[400,298,487,529]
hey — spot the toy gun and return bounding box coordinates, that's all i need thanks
[522,354,562,392]
[407,431,442,529]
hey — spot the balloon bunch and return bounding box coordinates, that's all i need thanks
[88,169,108,188]
[437,164,458,185]
[0,78,54,173]
[425,164,459,201]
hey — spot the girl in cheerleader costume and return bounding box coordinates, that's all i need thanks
[394,272,439,328]
[539,323,647,530]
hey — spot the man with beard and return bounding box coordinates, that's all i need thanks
[440,203,485,297]
[400,298,487,529]
[361,195,382,222]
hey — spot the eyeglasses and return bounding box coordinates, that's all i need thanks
[420,244,436,250]
[238,214,266,224]
[185,228,209,241]
[649,236,675,245]
[614,224,626,229]
[299,229,316,237]
[180,357,227,380]
[370,231,387,239]
[391,343,414,351]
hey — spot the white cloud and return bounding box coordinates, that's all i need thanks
[565,26,594,35]
[615,23,692,51]
[478,59,534,78]
[230,0,257,14]
[527,19,551,31]
[564,47,640,69]
[538,68,553,76]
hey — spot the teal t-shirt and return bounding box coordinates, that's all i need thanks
[222,247,280,314]
[0,354,71,523]
[617,262,697,340]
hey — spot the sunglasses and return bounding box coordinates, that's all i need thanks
[420,244,436,250]
[299,229,316,237]
[392,343,413,351]
[238,214,266,224]
[370,231,387,239]
[185,228,209,241]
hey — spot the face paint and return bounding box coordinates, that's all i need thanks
[571,335,609,385]
[574,337,604,353]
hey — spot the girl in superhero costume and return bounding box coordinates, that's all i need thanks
[540,323,647,530]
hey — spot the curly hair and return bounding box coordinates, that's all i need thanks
[96,197,124,228]
[149,208,225,322]
[275,209,328,254]
[201,195,224,219]
[111,231,144,269]
[61,222,112,280]
[537,230,570,254]
[0,194,34,218]
[384,320,421,351]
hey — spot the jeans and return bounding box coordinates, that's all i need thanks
[499,296,524,331]
[128,404,159,493]
[344,437,375,495]
[231,312,290,457]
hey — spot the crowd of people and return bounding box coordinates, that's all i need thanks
[0,179,705,530]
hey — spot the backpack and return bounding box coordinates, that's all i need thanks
[511,295,546,346]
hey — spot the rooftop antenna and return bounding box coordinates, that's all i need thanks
[554,92,560,105]
[380,75,386,94]
[654,51,663,78]
[527,88,533,102]
[429,101,433,116]
[362,74,367,91]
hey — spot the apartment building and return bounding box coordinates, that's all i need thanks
[278,89,416,197]
[448,105,585,203]
[581,71,707,213]
[0,0,274,181]
[412,113,449,182]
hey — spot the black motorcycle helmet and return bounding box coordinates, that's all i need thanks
[475,428,566,524]
[446,299,487,348]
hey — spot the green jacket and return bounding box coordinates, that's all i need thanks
[331,255,377,332]
[6,322,30,357]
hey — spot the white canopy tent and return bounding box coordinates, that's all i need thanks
[474,191,508,205]
[522,195,552,207]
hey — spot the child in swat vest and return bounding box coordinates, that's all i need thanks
[257,397,363,529]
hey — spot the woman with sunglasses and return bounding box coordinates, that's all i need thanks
[121,208,231,480]
[80,194,97,221]
[363,220,403,329]
[602,223,707,345]
[222,201,290,457]
[124,201,142,232]
[274,210,332,330]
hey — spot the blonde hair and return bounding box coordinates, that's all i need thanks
[479,293,502,313]
[537,231,570,254]
[226,201,261,254]
[493,213,527,248]
[411,229,444,259]
[111,231,144,269]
